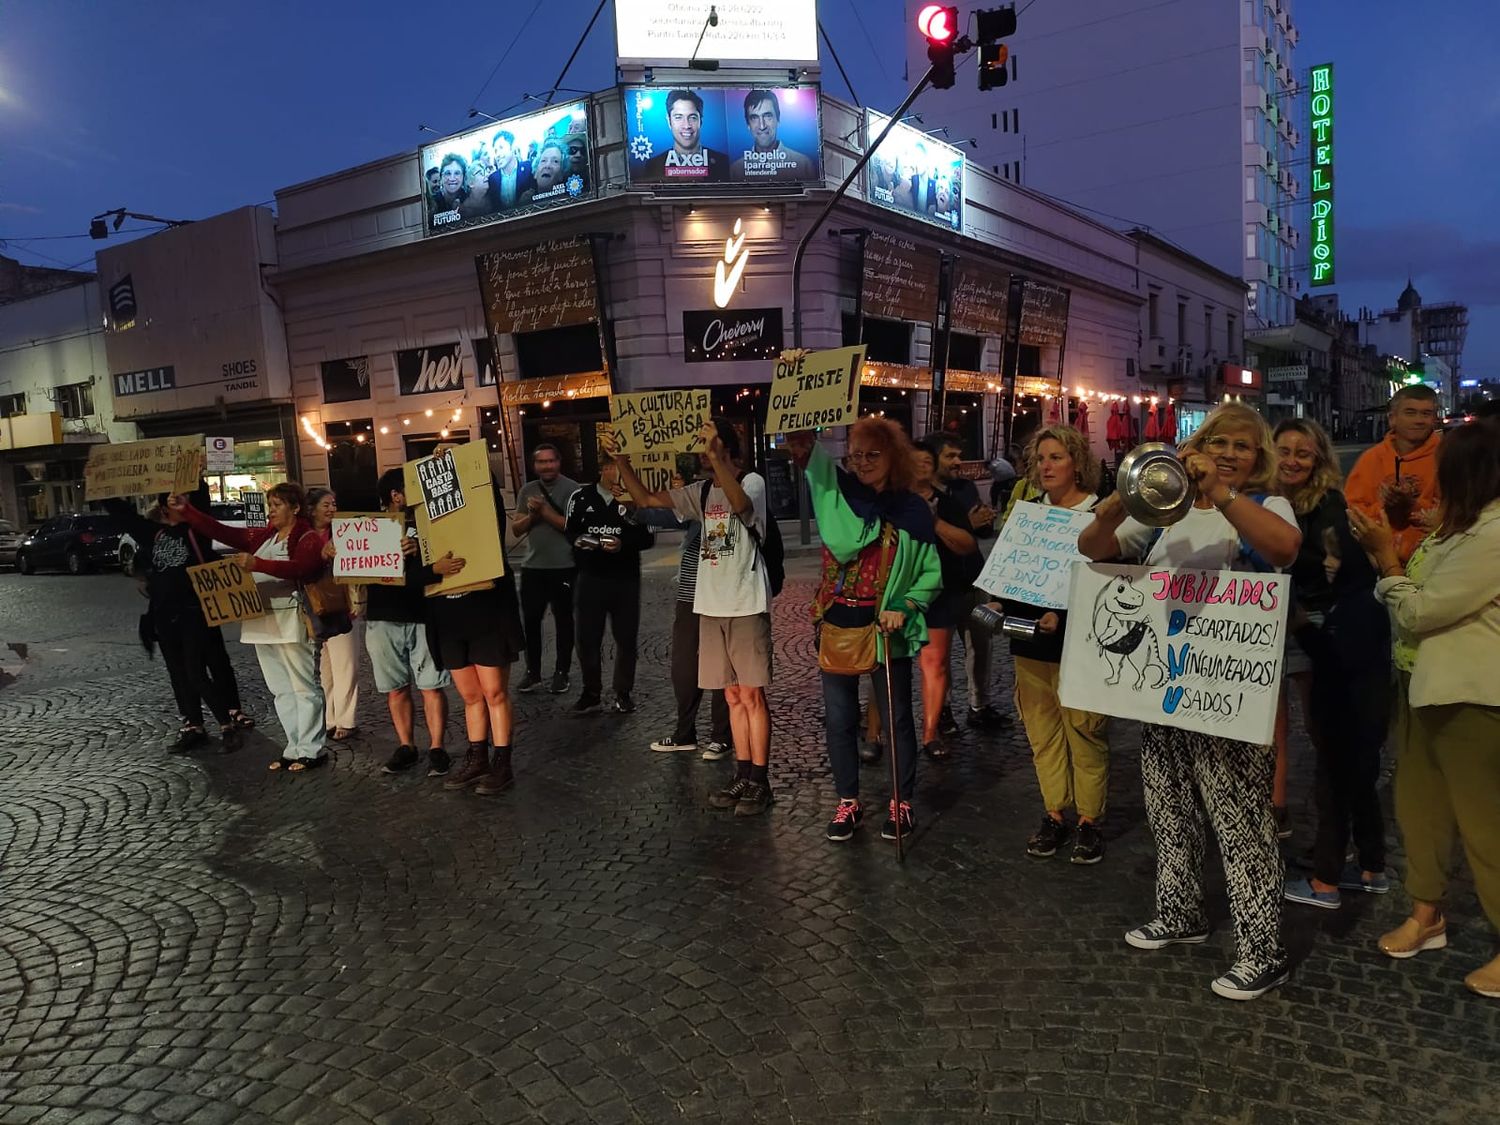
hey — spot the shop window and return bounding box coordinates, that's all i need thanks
[1148,292,1160,338]
[518,395,611,484]
[325,419,379,511]
[946,332,984,371]
[514,324,602,380]
[403,432,446,463]
[57,382,94,419]
[0,393,25,418]
[938,392,984,459]
[858,385,913,433]
[1177,302,1188,347]
[1018,344,1042,378]
[861,317,912,365]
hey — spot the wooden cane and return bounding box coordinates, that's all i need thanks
[882,632,904,862]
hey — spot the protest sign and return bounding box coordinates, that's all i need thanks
[975,502,1096,609]
[1058,563,1290,746]
[187,558,267,626]
[404,442,505,596]
[84,435,205,501]
[766,345,865,432]
[241,491,267,527]
[609,390,709,455]
[415,450,466,520]
[633,450,681,493]
[330,514,405,584]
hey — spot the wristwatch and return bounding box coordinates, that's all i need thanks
[1213,487,1239,512]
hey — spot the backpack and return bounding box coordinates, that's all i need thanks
[700,475,784,597]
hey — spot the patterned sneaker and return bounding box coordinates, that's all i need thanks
[1026,815,1072,858]
[1071,821,1104,865]
[708,777,751,810]
[1336,865,1390,894]
[425,747,451,777]
[1283,876,1341,910]
[699,740,731,761]
[733,781,773,818]
[826,799,862,842]
[1211,960,1289,1001]
[1124,919,1211,950]
[382,745,420,774]
[650,736,696,753]
[881,800,916,840]
[517,671,544,694]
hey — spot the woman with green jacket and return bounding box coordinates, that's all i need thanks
[785,419,942,843]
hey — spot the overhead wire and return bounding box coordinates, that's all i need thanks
[462,0,547,118]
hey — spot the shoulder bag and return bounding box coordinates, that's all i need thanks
[817,523,896,676]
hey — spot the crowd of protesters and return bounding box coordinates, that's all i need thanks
[113,390,1499,1003]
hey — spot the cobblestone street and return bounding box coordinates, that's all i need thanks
[2,553,1497,1125]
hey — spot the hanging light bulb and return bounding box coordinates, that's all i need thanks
[425,408,434,417]
[439,428,449,438]
[379,425,389,435]
[402,418,411,426]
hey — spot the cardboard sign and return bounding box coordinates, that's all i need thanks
[766,345,866,432]
[205,436,235,473]
[976,502,1096,609]
[1058,564,1290,746]
[241,491,267,528]
[187,558,267,626]
[415,450,466,520]
[609,390,710,455]
[634,450,681,493]
[404,442,505,596]
[330,514,405,584]
[84,435,206,500]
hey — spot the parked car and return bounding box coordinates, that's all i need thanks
[14,514,128,575]
[0,519,24,568]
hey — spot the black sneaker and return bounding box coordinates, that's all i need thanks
[426,748,451,777]
[650,736,696,753]
[383,745,420,774]
[699,740,730,761]
[858,741,882,765]
[709,777,751,810]
[1124,918,1211,950]
[611,694,636,714]
[967,704,1011,729]
[572,694,603,714]
[170,726,208,754]
[517,671,544,693]
[1026,815,1072,858]
[1071,821,1104,865]
[881,800,916,840]
[733,780,773,817]
[826,799,863,841]
[1211,960,1290,1001]
[549,672,571,695]
[938,705,960,737]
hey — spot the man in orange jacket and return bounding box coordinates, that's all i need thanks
[1345,384,1442,564]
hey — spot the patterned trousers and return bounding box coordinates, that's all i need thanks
[1140,724,1287,970]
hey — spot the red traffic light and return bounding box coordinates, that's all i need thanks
[917,4,958,44]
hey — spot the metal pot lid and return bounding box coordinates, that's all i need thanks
[1116,442,1196,527]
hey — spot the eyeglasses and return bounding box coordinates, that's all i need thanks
[844,450,884,465]
[1203,436,1257,458]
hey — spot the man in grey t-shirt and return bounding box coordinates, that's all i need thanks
[510,443,580,694]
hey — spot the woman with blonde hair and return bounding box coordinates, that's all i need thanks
[1079,402,1302,1000]
[1274,420,1391,911]
[990,425,1111,864]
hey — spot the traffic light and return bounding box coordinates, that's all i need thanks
[917,4,960,90]
[975,5,1018,91]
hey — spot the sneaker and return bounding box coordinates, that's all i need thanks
[1211,960,1289,1001]
[708,776,751,810]
[517,671,544,693]
[858,741,882,765]
[1336,865,1390,894]
[1026,815,1072,858]
[1071,821,1104,865]
[170,726,208,754]
[443,744,490,790]
[826,799,863,842]
[1377,915,1447,960]
[383,745,420,774]
[549,672,571,695]
[938,705,960,737]
[1273,805,1292,840]
[699,740,731,761]
[1124,919,1211,950]
[967,704,1011,729]
[611,694,636,714]
[733,780,773,817]
[650,736,696,753]
[1464,953,1500,999]
[571,694,603,714]
[1283,875,1341,910]
[881,800,915,840]
[426,747,451,777]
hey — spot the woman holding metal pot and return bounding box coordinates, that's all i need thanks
[1078,402,1302,1001]
[984,425,1110,864]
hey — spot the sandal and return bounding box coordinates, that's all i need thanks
[923,740,951,761]
[287,754,330,773]
[268,756,297,771]
[229,710,255,729]
[330,728,356,743]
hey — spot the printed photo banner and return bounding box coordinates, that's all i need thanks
[187,558,267,626]
[84,435,205,501]
[609,390,710,455]
[765,345,866,432]
[330,514,405,584]
[1058,564,1290,746]
[975,502,1095,610]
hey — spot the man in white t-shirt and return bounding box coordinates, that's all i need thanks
[615,420,775,817]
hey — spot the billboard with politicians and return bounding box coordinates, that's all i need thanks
[624,85,822,185]
[864,111,965,233]
[420,101,593,236]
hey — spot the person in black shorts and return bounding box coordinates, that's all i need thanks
[427,473,526,797]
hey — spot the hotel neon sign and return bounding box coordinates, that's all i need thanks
[1309,63,1334,286]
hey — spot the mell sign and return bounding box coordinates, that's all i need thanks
[1309,63,1335,287]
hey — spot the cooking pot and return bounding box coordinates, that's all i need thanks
[1115,442,1196,527]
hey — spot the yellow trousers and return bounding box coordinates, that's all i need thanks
[1013,655,1110,820]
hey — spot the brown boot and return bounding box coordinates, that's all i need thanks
[475,746,514,795]
[444,742,490,790]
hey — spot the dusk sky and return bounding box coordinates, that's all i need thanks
[1,1,1494,376]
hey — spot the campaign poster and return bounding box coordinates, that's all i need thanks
[624,84,821,185]
[864,111,964,233]
[420,101,592,236]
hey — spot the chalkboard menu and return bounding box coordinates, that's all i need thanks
[861,231,940,324]
[476,237,598,337]
[1019,281,1071,348]
[764,453,798,521]
[951,261,1011,335]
